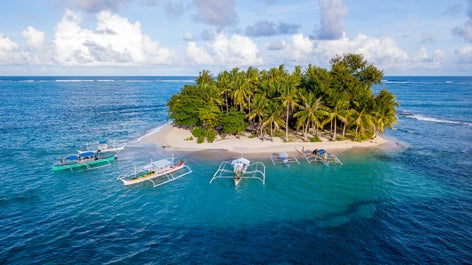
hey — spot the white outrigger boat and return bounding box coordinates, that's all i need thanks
[296,147,343,166]
[82,140,125,159]
[270,152,300,166]
[210,157,266,186]
[117,156,192,187]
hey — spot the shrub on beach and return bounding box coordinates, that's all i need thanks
[192,126,217,143]
[207,130,217,143]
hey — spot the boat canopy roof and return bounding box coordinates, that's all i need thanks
[143,159,172,170]
[65,155,78,161]
[232,157,250,166]
[79,151,95,158]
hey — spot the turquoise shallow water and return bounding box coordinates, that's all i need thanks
[0,76,471,264]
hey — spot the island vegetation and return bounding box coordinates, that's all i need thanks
[167,53,398,143]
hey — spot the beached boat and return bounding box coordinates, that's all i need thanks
[270,152,300,166]
[117,157,192,187]
[210,156,266,186]
[296,147,343,166]
[52,151,117,171]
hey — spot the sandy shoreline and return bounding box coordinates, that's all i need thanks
[141,123,401,157]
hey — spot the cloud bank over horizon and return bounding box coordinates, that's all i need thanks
[0,0,471,75]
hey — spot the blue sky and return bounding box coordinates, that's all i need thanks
[0,0,471,76]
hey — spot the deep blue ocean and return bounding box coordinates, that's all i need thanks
[0,76,471,264]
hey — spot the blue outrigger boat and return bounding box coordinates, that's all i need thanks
[296,147,343,166]
[52,141,124,172]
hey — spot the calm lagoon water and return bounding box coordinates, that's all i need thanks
[0,76,471,264]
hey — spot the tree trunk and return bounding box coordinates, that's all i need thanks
[333,119,337,140]
[248,95,251,116]
[225,94,229,113]
[304,119,310,141]
[285,106,289,142]
[330,120,333,137]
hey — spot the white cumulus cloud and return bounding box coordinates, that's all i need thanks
[313,33,408,69]
[210,33,263,66]
[186,41,213,64]
[283,34,314,64]
[22,26,54,65]
[54,9,173,66]
[183,33,263,67]
[22,26,45,49]
[0,34,29,65]
[455,45,472,63]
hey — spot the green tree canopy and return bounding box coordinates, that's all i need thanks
[166,53,398,142]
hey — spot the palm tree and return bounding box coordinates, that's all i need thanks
[243,67,260,114]
[201,82,222,108]
[248,94,268,139]
[230,68,249,112]
[372,89,399,136]
[261,101,285,141]
[217,70,232,113]
[278,67,301,142]
[293,92,325,141]
[196,70,215,87]
[327,98,349,140]
[352,108,375,141]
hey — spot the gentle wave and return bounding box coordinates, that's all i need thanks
[0,78,195,83]
[137,122,170,141]
[398,111,472,126]
[55,79,95,82]
[383,80,411,84]
[411,114,472,126]
[161,79,195,83]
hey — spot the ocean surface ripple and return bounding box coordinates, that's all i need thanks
[0,76,471,264]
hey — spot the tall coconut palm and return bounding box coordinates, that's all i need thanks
[327,98,349,140]
[248,94,268,139]
[293,92,325,141]
[201,82,223,108]
[243,67,260,114]
[261,101,285,141]
[352,108,375,141]
[372,89,399,136]
[230,69,249,112]
[196,70,215,87]
[278,67,301,142]
[217,70,232,113]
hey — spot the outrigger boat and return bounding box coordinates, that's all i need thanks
[296,147,343,166]
[52,151,117,172]
[81,140,125,159]
[52,140,124,172]
[210,156,266,186]
[270,152,300,166]
[117,156,192,187]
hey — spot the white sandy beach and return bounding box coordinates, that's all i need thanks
[141,123,399,155]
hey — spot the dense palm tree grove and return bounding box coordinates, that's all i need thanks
[167,54,399,142]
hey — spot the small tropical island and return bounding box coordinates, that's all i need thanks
[143,54,399,154]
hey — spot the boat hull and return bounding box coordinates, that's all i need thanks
[119,160,187,186]
[52,155,116,171]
